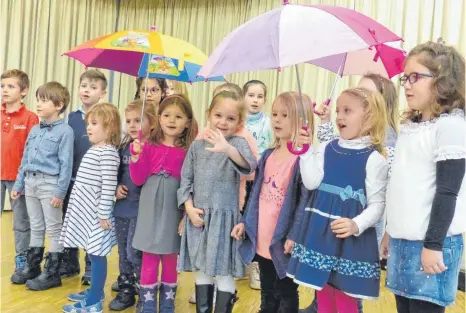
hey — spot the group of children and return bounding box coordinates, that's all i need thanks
[1,39,464,313]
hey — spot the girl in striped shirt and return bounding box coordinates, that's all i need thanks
[60,103,122,313]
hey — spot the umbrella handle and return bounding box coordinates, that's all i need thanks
[313,99,331,115]
[130,130,143,156]
[287,126,310,155]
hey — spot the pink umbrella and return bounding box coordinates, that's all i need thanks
[198,3,404,154]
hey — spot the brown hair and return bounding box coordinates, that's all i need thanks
[85,103,121,147]
[134,78,168,101]
[1,69,30,93]
[35,82,70,114]
[362,73,399,132]
[207,90,246,127]
[150,95,198,149]
[121,99,158,148]
[80,69,108,90]
[243,80,268,99]
[402,41,465,122]
[271,92,315,148]
[212,83,244,98]
[341,88,387,156]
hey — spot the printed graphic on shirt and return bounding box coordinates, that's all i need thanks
[122,154,131,165]
[260,173,287,204]
[13,124,27,130]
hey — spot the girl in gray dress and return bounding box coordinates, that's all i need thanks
[178,91,257,313]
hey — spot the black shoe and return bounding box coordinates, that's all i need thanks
[26,252,63,290]
[109,275,136,311]
[111,273,131,292]
[195,284,215,313]
[214,290,236,313]
[60,248,80,278]
[81,253,91,285]
[11,247,44,284]
[380,258,387,271]
[10,250,28,282]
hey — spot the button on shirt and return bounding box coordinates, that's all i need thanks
[13,119,74,199]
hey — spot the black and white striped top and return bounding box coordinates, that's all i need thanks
[60,144,120,256]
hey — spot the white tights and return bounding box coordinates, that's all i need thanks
[195,271,235,294]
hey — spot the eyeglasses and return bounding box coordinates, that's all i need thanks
[141,87,161,95]
[400,72,433,86]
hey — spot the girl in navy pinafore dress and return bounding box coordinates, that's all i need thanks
[287,88,389,313]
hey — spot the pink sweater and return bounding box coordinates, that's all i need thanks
[129,143,186,186]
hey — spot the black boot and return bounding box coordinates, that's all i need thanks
[26,252,63,290]
[11,247,44,284]
[196,284,215,313]
[60,248,80,278]
[81,252,91,285]
[214,290,236,313]
[109,275,136,311]
[10,250,28,282]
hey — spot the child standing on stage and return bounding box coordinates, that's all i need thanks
[178,91,257,313]
[232,92,314,313]
[381,40,465,313]
[108,100,157,311]
[61,103,121,313]
[131,95,197,313]
[288,88,389,313]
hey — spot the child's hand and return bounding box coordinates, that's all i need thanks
[11,191,20,200]
[131,139,144,161]
[231,223,245,240]
[296,127,312,148]
[178,218,185,236]
[331,218,359,238]
[116,185,128,199]
[284,239,295,254]
[421,248,447,274]
[50,197,63,208]
[205,129,230,154]
[99,219,112,230]
[380,232,390,259]
[186,206,204,228]
[315,102,331,123]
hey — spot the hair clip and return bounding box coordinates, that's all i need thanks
[352,88,368,99]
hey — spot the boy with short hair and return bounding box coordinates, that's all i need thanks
[1,69,39,281]
[59,69,107,285]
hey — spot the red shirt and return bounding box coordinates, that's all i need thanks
[1,103,39,180]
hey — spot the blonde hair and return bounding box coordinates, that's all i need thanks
[207,90,246,127]
[362,73,399,132]
[36,82,70,114]
[271,92,315,148]
[121,99,158,148]
[341,88,387,156]
[85,103,121,147]
[402,41,465,122]
[150,95,198,149]
[167,80,189,98]
[212,83,243,98]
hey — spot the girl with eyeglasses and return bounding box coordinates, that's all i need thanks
[381,40,465,313]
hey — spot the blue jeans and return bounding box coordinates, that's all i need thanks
[386,235,464,307]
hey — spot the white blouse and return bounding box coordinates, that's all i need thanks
[386,109,466,240]
[300,137,389,236]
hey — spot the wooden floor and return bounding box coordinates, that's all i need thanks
[1,211,464,313]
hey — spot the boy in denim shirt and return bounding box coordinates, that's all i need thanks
[11,82,74,291]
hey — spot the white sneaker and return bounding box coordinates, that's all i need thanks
[248,262,261,290]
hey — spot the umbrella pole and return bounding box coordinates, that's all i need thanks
[326,57,345,104]
[139,55,151,139]
[294,64,307,125]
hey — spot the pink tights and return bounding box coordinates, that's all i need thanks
[317,284,359,313]
[140,252,178,285]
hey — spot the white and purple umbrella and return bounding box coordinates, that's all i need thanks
[198,3,404,154]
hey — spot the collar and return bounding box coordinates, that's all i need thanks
[338,136,372,149]
[2,103,26,115]
[247,111,265,124]
[40,119,64,129]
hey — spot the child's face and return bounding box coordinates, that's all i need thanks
[403,56,435,114]
[208,99,241,138]
[244,84,266,114]
[86,117,108,146]
[166,80,175,96]
[335,93,365,140]
[125,110,152,141]
[271,100,293,141]
[358,78,378,93]
[79,78,106,107]
[159,104,190,141]
[1,78,27,105]
[140,79,164,107]
[36,98,63,121]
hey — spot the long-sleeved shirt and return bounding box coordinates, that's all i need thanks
[300,137,389,235]
[13,119,74,199]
